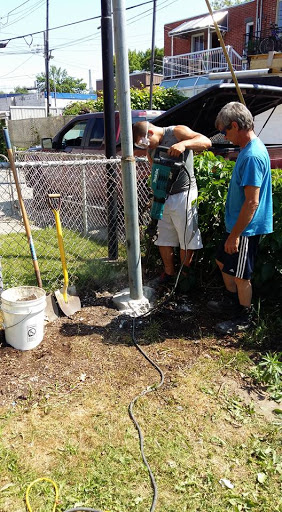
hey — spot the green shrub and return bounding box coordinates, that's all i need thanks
[63,87,185,116]
[195,151,234,274]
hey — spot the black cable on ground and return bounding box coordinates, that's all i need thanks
[64,508,103,512]
[128,317,165,512]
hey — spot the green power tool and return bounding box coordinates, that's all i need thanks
[150,145,188,221]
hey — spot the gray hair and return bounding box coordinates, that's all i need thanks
[215,102,254,131]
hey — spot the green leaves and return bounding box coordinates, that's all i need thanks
[36,65,87,94]
[117,47,164,74]
[63,86,186,115]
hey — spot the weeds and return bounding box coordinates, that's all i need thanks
[251,352,282,402]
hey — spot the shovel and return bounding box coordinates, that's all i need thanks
[47,194,81,317]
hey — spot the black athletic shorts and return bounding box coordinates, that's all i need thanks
[216,233,260,280]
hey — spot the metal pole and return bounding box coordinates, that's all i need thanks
[149,0,157,110]
[54,73,57,108]
[101,0,118,260]
[45,0,50,116]
[81,165,88,235]
[0,257,3,296]
[204,0,246,105]
[112,0,143,300]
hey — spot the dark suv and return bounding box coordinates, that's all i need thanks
[41,110,164,154]
[154,83,282,168]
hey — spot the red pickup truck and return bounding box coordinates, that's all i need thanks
[40,109,164,155]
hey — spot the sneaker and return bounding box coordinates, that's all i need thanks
[215,308,253,335]
[207,291,241,317]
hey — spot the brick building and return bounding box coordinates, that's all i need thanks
[164,0,281,57]
[162,0,282,91]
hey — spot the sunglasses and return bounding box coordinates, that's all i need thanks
[219,124,232,136]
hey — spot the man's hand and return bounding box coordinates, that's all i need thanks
[167,142,186,157]
[224,234,240,255]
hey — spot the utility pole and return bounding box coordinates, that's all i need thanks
[149,0,157,109]
[112,0,143,300]
[45,0,50,116]
[101,0,118,260]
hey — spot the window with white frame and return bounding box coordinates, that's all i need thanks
[191,33,204,52]
[246,21,254,41]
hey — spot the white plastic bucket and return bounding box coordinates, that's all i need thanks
[1,286,46,351]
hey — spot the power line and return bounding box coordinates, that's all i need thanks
[0,0,154,43]
[0,0,31,20]
[0,55,34,78]
[0,0,45,30]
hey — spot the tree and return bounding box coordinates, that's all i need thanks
[114,48,164,75]
[140,48,164,74]
[13,86,29,94]
[211,0,251,8]
[36,66,87,94]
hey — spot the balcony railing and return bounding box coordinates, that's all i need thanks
[244,25,282,56]
[163,46,243,79]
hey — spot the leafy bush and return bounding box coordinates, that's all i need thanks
[195,151,234,273]
[63,86,185,115]
[253,169,282,297]
[63,97,104,116]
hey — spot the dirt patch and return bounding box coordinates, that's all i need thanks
[0,291,278,420]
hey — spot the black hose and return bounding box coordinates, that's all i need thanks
[128,317,165,512]
[64,508,103,512]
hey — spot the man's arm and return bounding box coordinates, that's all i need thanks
[168,125,212,157]
[224,185,260,255]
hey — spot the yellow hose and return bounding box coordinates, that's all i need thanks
[25,477,59,512]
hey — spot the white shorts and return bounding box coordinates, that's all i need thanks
[154,189,203,250]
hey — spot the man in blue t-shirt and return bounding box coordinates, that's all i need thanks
[207,102,273,335]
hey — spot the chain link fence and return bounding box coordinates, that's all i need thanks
[0,152,151,293]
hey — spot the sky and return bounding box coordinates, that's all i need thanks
[0,0,210,93]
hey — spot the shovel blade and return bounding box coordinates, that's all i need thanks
[45,293,59,322]
[55,289,81,317]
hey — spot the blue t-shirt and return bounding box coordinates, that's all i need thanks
[225,137,273,236]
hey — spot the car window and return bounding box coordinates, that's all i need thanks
[62,121,87,147]
[89,118,105,146]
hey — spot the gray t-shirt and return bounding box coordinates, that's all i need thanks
[149,126,197,195]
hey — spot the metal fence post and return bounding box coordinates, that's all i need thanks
[81,164,88,235]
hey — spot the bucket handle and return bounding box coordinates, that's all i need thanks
[2,310,33,330]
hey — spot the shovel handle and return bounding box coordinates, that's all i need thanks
[47,193,69,303]
[47,193,61,211]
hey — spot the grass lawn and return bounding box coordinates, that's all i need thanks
[0,228,127,293]
[0,331,281,512]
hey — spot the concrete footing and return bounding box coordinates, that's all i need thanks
[112,286,155,316]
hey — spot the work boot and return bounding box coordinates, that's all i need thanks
[207,290,241,318]
[215,307,253,335]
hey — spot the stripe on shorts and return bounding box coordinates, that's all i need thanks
[236,236,248,279]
